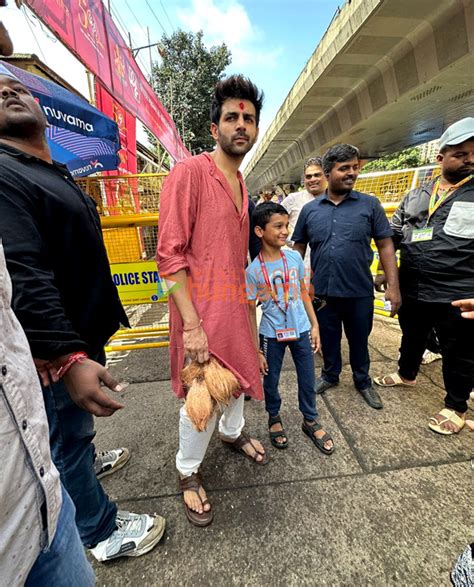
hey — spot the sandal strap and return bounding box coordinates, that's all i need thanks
[269,429,287,440]
[303,420,322,434]
[231,433,264,455]
[268,415,282,427]
[231,432,251,451]
[382,373,402,385]
[318,433,333,444]
[435,409,465,428]
[179,472,202,493]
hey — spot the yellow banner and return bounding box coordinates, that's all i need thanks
[110,261,167,305]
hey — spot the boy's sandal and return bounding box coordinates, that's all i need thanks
[221,432,269,465]
[268,415,289,449]
[374,372,416,387]
[179,472,214,527]
[302,420,335,455]
[428,408,465,436]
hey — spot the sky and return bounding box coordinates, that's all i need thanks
[1,0,342,167]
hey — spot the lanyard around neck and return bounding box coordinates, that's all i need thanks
[427,175,472,222]
[258,251,290,313]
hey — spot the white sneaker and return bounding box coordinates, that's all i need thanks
[94,448,131,479]
[90,511,166,561]
[421,350,442,365]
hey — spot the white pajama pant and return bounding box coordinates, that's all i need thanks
[176,394,245,477]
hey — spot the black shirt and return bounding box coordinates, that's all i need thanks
[391,178,474,302]
[0,143,128,359]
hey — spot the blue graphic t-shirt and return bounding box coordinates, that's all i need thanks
[246,249,310,338]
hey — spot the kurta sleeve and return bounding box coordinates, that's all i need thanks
[156,162,198,276]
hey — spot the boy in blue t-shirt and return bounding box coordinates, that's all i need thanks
[246,202,334,454]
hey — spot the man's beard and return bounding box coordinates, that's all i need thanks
[331,184,352,195]
[445,166,473,183]
[218,131,255,158]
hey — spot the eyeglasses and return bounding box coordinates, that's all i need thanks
[305,173,322,180]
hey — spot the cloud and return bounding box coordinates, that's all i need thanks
[176,0,282,70]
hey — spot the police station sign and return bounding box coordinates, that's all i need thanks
[110,261,166,305]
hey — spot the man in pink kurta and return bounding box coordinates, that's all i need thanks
[156,75,268,528]
[158,151,263,400]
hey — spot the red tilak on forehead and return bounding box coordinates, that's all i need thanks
[239,102,244,110]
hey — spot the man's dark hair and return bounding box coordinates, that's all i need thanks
[322,144,360,174]
[252,202,288,230]
[211,75,264,127]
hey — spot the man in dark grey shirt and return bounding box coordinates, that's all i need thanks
[374,118,474,435]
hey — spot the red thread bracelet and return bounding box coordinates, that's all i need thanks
[57,351,89,379]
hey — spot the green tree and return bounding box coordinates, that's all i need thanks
[362,147,423,172]
[151,30,231,153]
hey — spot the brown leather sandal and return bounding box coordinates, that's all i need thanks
[179,472,213,527]
[221,432,269,465]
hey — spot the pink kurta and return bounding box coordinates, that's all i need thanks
[156,152,263,400]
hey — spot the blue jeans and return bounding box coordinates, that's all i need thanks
[260,331,317,421]
[26,487,95,586]
[41,350,117,547]
[316,296,373,390]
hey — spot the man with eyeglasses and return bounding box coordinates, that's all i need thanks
[282,157,327,288]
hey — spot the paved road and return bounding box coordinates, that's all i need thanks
[91,316,473,586]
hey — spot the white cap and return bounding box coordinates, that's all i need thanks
[439,117,474,150]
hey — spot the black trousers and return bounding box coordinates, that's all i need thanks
[316,296,374,390]
[398,298,474,413]
[426,329,440,354]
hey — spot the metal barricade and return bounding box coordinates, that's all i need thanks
[77,174,170,352]
[354,165,439,203]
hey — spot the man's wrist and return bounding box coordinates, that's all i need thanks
[182,315,200,328]
[55,352,89,378]
[183,319,203,332]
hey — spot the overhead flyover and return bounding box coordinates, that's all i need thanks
[244,0,474,192]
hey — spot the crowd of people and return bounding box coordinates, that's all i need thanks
[0,10,472,585]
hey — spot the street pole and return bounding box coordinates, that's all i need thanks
[147,27,153,74]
